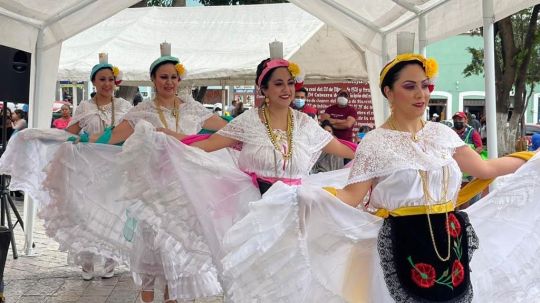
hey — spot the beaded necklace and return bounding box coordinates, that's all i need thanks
[155,98,180,132]
[387,117,452,262]
[93,96,115,129]
[387,115,425,142]
[262,106,294,160]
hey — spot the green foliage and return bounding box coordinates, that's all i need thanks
[146,0,174,6]
[197,0,288,5]
[462,47,484,77]
[463,7,539,84]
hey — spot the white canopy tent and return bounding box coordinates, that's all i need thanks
[58,4,369,86]
[289,0,540,138]
[0,0,139,256]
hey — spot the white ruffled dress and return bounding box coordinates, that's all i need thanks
[0,97,132,267]
[118,108,338,300]
[40,95,228,300]
[220,121,540,302]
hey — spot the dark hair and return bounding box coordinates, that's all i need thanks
[358,125,371,133]
[296,87,308,96]
[90,92,96,98]
[150,60,178,79]
[255,58,273,93]
[91,67,113,82]
[320,119,332,129]
[14,109,26,120]
[380,60,424,98]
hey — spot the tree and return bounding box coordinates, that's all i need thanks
[198,0,287,5]
[463,5,540,156]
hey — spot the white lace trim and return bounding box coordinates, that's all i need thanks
[347,122,465,185]
[121,94,213,134]
[69,98,132,134]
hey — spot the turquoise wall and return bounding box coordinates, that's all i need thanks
[427,34,540,123]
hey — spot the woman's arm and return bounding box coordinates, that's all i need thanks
[89,120,134,144]
[335,180,373,208]
[322,138,355,159]
[202,115,228,131]
[157,127,238,153]
[65,122,82,135]
[453,145,527,179]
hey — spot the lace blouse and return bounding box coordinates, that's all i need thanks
[347,122,466,211]
[69,98,133,134]
[217,108,333,179]
[122,94,213,135]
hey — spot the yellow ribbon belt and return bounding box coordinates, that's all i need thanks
[374,151,535,219]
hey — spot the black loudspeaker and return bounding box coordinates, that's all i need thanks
[0,45,31,104]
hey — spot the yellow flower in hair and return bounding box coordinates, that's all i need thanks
[423,58,438,79]
[288,62,300,78]
[112,66,120,77]
[175,63,186,77]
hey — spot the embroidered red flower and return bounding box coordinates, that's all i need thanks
[411,262,437,288]
[451,260,465,287]
[447,213,461,238]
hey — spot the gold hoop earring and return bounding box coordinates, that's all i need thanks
[264,97,269,106]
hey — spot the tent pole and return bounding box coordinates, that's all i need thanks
[482,0,498,159]
[23,29,45,257]
[419,15,427,55]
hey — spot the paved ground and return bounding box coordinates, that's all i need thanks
[4,197,223,303]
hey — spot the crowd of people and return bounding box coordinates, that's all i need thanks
[0,45,538,303]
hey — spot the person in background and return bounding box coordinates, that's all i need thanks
[232,101,245,117]
[0,108,13,143]
[531,133,540,151]
[452,112,483,154]
[430,113,439,122]
[470,113,481,132]
[11,109,27,134]
[357,125,372,142]
[133,87,143,106]
[452,111,483,205]
[52,105,72,130]
[292,87,318,119]
[226,100,237,115]
[311,120,345,173]
[320,89,358,142]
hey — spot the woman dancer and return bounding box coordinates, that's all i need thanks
[0,53,132,280]
[220,53,540,302]
[115,44,356,302]
[86,43,227,303]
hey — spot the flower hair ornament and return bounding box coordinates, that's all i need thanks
[91,53,123,85]
[379,53,438,90]
[149,42,187,79]
[257,41,305,90]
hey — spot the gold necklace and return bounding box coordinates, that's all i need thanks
[155,98,179,132]
[418,166,452,262]
[387,115,425,142]
[262,106,294,160]
[94,96,115,128]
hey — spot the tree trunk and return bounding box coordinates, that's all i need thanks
[116,86,139,104]
[192,86,208,103]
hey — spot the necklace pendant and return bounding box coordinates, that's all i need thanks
[412,133,419,142]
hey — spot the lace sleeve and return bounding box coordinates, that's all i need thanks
[181,99,214,130]
[347,133,384,185]
[297,112,333,154]
[68,101,89,127]
[121,102,162,129]
[115,98,134,119]
[217,109,264,145]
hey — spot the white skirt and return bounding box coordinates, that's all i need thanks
[220,153,540,302]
